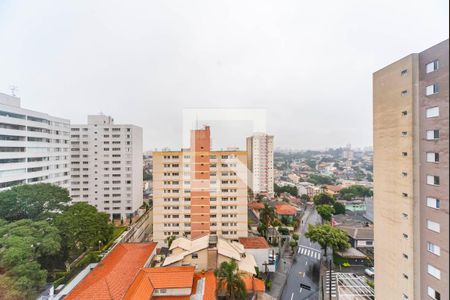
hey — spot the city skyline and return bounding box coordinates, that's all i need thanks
[1,0,448,150]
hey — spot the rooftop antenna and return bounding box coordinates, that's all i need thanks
[9,85,18,96]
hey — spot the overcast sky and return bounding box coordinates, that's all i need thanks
[0,1,448,151]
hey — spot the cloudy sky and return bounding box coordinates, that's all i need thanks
[0,0,448,151]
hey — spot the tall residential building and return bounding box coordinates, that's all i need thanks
[246,133,274,197]
[373,40,448,300]
[0,93,70,190]
[69,115,143,220]
[153,126,248,244]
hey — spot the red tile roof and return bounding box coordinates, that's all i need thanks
[65,243,157,300]
[248,201,265,210]
[192,272,217,300]
[243,277,266,293]
[275,203,297,216]
[123,266,195,299]
[239,237,270,249]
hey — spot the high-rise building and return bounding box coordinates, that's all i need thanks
[152,126,248,244]
[246,133,274,197]
[0,93,70,190]
[373,40,448,300]
[69,115,143,220]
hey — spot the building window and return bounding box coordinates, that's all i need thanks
[426,197,440,209]
[426,175,440,186]
[426,84,440,96]
[426,107,440,118]
[426,60,439,73]
[426,130,440,140]
[191,253,198,259]
[427,220,440,233]
[427,242,441,256]
[401,69,408,76]
[401,110,408,116]
[402,152,408,157]
[427,264,441,280]
[401,90,408,96]
[426,152,439,163]
[427,286,441,300]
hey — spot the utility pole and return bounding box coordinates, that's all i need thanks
[329,258,332,300]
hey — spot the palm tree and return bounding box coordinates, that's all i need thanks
[260,203,275,228]
[215,261,247,300]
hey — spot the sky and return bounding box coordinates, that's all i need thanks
[0,0,448,151]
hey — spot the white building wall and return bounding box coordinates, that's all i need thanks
[70,115,143,219]
[0,93,70,190]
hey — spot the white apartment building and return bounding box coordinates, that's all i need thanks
[69,115,143,220]
[246,133,274,196]
[0,93,70,190]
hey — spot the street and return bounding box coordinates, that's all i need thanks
[281,206,322,300]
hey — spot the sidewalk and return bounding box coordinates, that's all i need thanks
[268,251,293,299]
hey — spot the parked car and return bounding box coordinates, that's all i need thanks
[365,267,375,277]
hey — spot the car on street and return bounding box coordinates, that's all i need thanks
[365,267,375,277]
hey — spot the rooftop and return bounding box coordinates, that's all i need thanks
[274,203,297,216]
[65,243,157,300]
[239,237,270,249]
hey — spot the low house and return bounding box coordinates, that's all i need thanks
[274,203,297,223]
[322,184,343,195]
[65,243,157,300]
[124,266,219,299]
[248,201,265,218]
[339,226,374,248]
[239,237,276,273]
[163,235,258,275]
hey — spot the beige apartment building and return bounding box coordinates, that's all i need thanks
[70,115,143,220]
[373,40,448,300]
[152,126,248,245]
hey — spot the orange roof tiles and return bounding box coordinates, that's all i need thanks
[123,266,195,299]
[239,237,270,249]
[192,272,217,300]
[243,277,266,293]
[66,243,157,300]
[275,203,297,216]
[249,201,265,210]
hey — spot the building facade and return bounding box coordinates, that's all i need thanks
[373,40,448,300]
[69,115,143,220]
[152,126,248,244]
[246,133,274,196]
[0,93,70,190]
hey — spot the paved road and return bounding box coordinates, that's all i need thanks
[281,206,322,300]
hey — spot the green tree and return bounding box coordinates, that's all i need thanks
[0,184,70,221]
[316,205,335,222]
[305,224,350,256]
[338,185,373,200]
[333,202,346,215]
[278,227,289,235]
[308,174,335,185]
[215,261,247,300]
[54,203,113,256]
[313,193,335,206]
[0,219,61,299]
[166,235,177,248]
[143,170,152,181]
[289,240,297,253]
[260,203,276,228]
[292,233,300,241]
[300,194,310,202]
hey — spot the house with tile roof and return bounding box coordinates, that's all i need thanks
[162,235,258,275]
[239,237,276,273]
[274,203,298,223]
[65,242,157,300]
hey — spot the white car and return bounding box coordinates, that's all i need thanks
[365,267,375,277]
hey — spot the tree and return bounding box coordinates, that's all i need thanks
[54,203,113,256]
[338,185,373,200]
[278,227,289,235]
[289,240,297,253]
[274,184,298,197]
[0,219,61,299]
[215,261,247,300]
[300,194,310,202]
[143,170,152,181]
[313,193,335,206]
[292,233,300,241]
[0,184,70,221]
[316,205,335,222]
[260,204,276,228]
[308,174,335,185]
[333,202,346,215]
[305,224,350,256]
[166,235,177,248]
